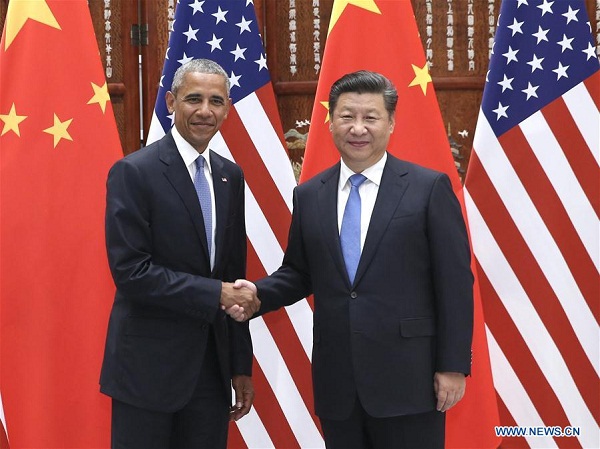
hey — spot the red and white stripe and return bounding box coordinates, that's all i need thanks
[464,73,599,449]
[0,391,8,449]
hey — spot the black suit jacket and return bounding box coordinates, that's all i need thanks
[256,154,473,420]
[100,132,252,412]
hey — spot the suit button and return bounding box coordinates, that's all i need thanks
[350,292,358,299]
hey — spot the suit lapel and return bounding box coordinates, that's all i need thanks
[353,157,409,286]
[210,153,230,272]
[159,133,211,261]
[317,164,351,285]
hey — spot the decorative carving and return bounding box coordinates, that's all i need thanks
[596,0,600,56]
[447,0,454,71]
[488,0,496,59]
[284,126,307,180]
[104,0,112,78]
[467,0,475,71]
[168,0,175,32]
[425,0,434,66]
[289,0,297,75]
[313,0,321,74]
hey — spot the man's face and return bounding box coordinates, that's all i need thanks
[330,92,395,172]
[166,72,231,153]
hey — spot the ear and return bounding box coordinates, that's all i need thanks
[223,98,232,119]
[165,91,175,113]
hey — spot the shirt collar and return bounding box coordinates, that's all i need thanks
[339,152,387,190]
[171,126,213,174]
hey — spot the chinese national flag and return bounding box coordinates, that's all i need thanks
[0,0,121,447]
[302,1,501,448]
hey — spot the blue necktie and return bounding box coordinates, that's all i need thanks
[340,173,367,284]
[194,156,212,256]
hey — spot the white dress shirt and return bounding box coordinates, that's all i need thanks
[337,152,387,251]
[172,126,216,269]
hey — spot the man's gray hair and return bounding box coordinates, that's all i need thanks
[171,59,230,96]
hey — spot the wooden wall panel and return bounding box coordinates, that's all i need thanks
[140,0,171,140]
[89,0,140,155]
[266,0,333,166]
[412,0,498,177]
[0,1,5,28]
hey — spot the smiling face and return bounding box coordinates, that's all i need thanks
[330,92,395,173]
[166,71,231,153]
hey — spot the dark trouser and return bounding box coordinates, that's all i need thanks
[111,331,229,449]
[320,397,445,449]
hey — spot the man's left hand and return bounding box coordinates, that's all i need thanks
[434,371,466,412]
[230,375,255,421]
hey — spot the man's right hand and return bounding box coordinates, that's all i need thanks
[220,282,260,320]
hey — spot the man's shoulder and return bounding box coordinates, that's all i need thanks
[386,154,446,181]
[297,163,339,191]
[114,134,177,170]
[210,151,244,178]
[118,134,168,161]
[211,150,240,169]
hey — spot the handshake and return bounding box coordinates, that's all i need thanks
[220,279,259,322]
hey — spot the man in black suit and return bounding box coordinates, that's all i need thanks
[230,71,473,448]
[100,59,260,449]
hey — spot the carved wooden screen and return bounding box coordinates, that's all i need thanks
[88,0,141,155]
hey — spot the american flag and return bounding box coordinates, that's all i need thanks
[146,1,324,448]
[464,1,599,448]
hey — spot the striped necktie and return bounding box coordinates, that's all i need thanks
[194,156,212,255]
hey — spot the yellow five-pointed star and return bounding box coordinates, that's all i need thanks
[0,103,28,137]
[320,101,331,123]
[88,82,111,113]
[328,0,381,34]
[408,63,432,95]
[4,0,61,50]
[44,114,73,148]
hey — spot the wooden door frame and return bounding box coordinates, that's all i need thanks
[115,0,142,154]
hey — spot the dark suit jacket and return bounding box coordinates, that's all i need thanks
[100,131,252,413]
[256,153,473,420]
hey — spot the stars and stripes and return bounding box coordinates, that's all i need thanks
[146,1,324,448]
[464,1,599,448]
[482,0,598,134]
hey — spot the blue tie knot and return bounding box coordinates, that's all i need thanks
[349,173,367,189]
[195,156,204,170]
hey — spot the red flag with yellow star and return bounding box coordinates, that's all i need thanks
[0,1,121,447]
[302,1,500,448]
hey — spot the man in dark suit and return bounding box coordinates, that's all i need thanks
[230,70,473,448]
[100,59,260,449]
